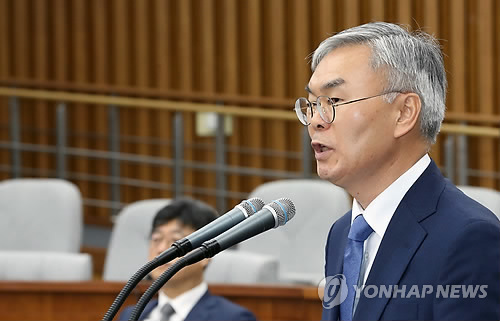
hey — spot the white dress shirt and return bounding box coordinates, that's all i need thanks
[351,154,430,311]
[144,282,208,321]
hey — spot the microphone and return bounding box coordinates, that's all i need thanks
[186,198,295,263]
[128,198,295,321]
[102,197,264,321]
[162,197,265,259]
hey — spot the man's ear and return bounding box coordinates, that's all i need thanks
[394,93,421,138]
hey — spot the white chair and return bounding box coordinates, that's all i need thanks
[103,199,279,284]
[457,185,500,218]
[103,199,171,281]
[239,179,351,285]
[0,178,91,281]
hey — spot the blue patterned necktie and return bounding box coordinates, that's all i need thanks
[340,214,373,321]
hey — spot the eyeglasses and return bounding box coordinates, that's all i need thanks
[294,92,400,126]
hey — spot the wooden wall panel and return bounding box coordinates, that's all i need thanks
[91,0,111,221]
[223,0,242,205]
[33,0,51,174]
[0,0,499,225]
[477,0,496,188]
[195,0,216,205]
[240,0,264,196]
[152,0,173,199]
[0,0,10,180]
[70,0,92,222]
[134,0,153,201]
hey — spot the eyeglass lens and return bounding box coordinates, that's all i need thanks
[295,96,334,125]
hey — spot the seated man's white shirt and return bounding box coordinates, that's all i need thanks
[144,282,208,321]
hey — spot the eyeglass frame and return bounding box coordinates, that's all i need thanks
[294,91,402,126]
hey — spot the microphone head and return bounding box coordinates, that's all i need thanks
[267,198,296,226]
[239,197,265,216]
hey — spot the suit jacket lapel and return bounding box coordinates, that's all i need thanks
[323,214,351,321]
[185,290,213,321]
[139,300,158,321]
[353,160,445,320]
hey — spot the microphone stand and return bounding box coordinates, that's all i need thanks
[128,246,215,321]
[102,245,182,321]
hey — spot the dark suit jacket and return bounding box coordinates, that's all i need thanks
[119,290,257,321]
[322,160,500,320]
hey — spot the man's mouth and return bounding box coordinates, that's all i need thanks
[311,142,333,153]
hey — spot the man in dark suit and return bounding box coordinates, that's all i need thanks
[119,198,256,321]
[293,22,500,320]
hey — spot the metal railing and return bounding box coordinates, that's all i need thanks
[1,86,499,220]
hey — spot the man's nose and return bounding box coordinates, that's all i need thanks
[309,107,331,130]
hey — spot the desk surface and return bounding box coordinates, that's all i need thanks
[0,281,322,321]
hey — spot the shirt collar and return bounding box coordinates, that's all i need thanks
[351,154,431,238]
[158,282,208,319]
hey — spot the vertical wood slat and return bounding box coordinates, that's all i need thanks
[422,0,442,165]
[0,0,9,180]
[33,0,50,175]
[223,0,241,201]
[291,0,311,172]
[112,0,132,205]
[449,0,466,114]
[396,0,412,26]
[134,0,153,201]
[92,0,110,221]
[197,0,216,205]
[53,0,68,82]
[317,0,335,44]
[243,0,264,194]
[477,0,495,188]
[177,0,194,196]
[13,0,29,78]
[13,0,33,170]
[496,0,500,189]
[369,0,385,21]
[344,0,360,29]
[153,0,172,198]
[71,0,91,221]
[0,0,9,78]
[266,0,287,177]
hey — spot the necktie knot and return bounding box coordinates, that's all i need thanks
[348,215,373,242]
[160,303,175,321]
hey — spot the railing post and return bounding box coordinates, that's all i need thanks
[215,111,227,213]
[174,112,184,198]
[56,102,67,179]
[108,104,121,216]
[8,96,21,178]
[444,135,455,183]
[302,126,312,178]
[457,122,469,186]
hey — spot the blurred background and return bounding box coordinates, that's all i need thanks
[0,0,499,281]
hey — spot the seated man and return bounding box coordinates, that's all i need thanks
[119,198,257,321]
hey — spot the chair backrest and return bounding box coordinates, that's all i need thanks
[0,178,83,252]
[239,179,351,285]
[457,185,500,218]
[205,250,279,284]
[0,251,92,281]
[103,199,170,281]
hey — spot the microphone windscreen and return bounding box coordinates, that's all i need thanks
[242,197,265,215]
[267,198,296,226]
